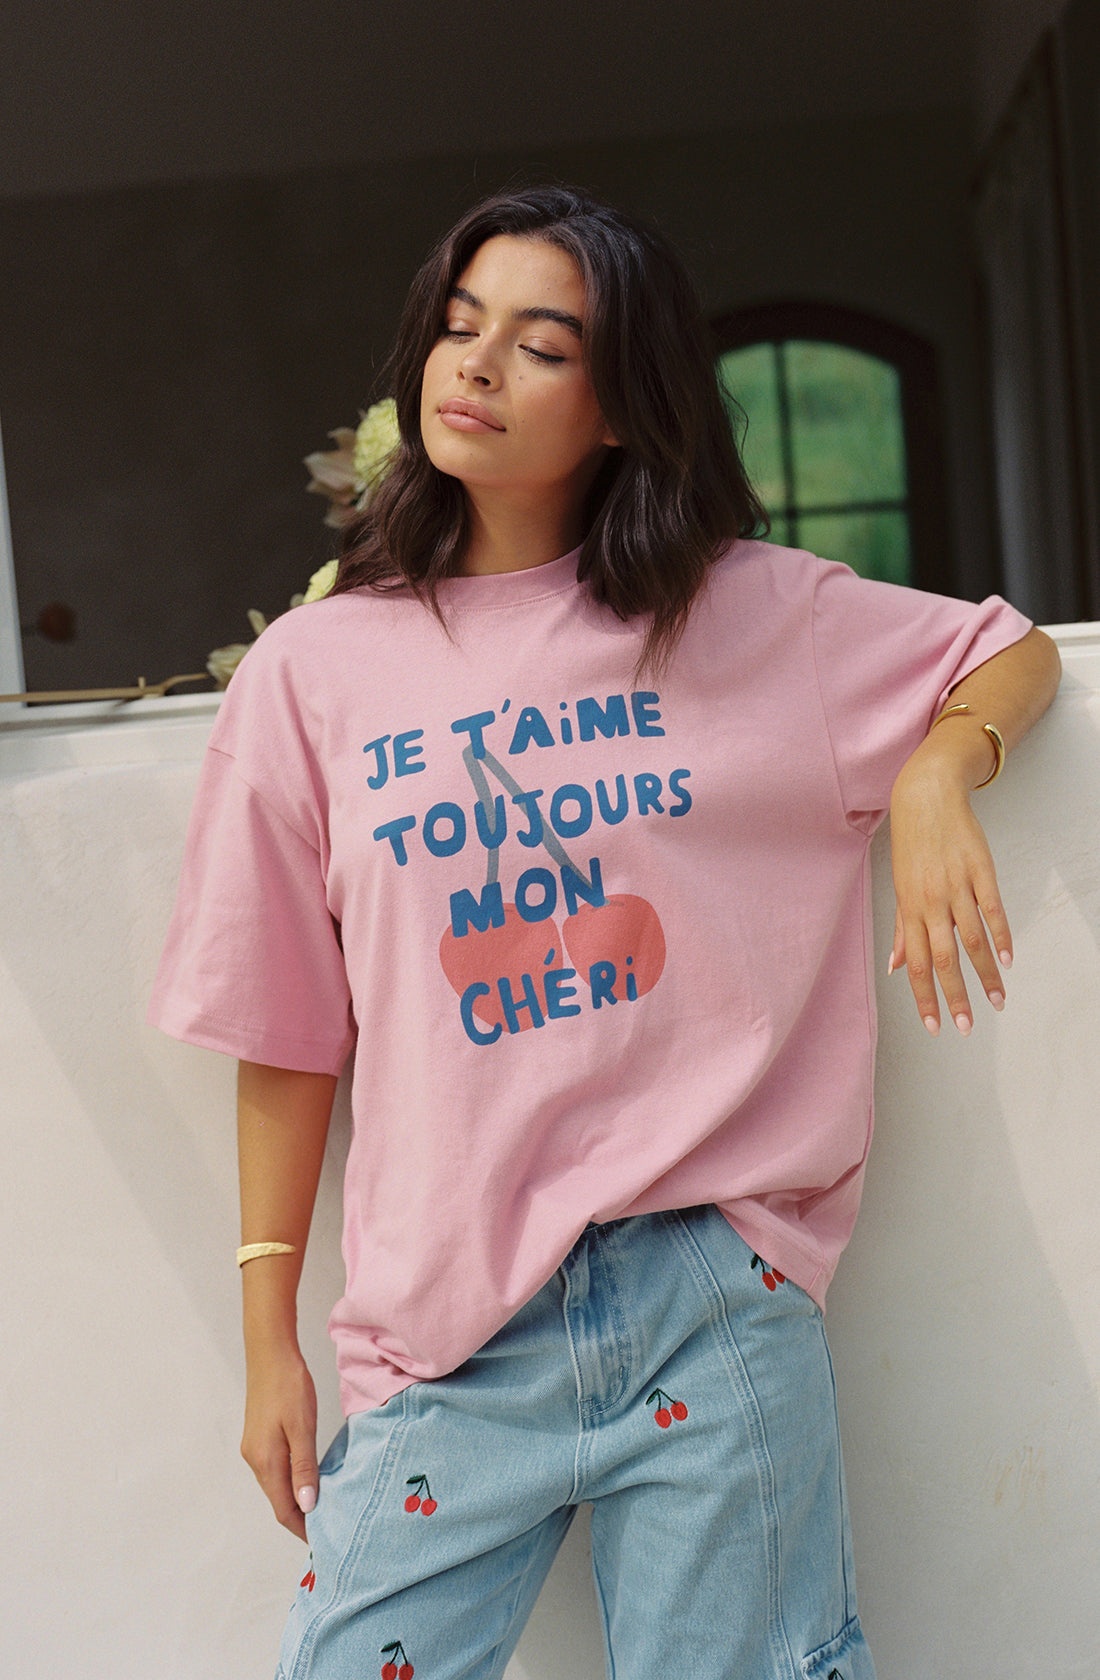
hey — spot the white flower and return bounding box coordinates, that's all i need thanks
[301,559,338,603]
[351,398,400,494]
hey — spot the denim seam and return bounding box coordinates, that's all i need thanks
[587,1223,633,1415]
[817,1319,855,1625]
[590,1538,618,1680]
[559,1259,592,1505]
[481,1509,578,1680]
[285,1389,414,1679]
[666,1210,799,1680]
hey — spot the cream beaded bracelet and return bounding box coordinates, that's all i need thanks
[930,702,1006,788]
[237,1242,297,1266]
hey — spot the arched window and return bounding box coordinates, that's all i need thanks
[713,302,951,593]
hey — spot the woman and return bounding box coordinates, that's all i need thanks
[151,186,1061,1680]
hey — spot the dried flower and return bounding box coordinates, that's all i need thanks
[304,398,399,530]
[208,402,398,684]
[206,610,268,688]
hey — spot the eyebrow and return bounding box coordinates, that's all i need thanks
[448,285,584,340]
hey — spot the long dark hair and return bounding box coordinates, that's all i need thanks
[332,185,766,666]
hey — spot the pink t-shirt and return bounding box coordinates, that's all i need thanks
[149,541,1031,1413]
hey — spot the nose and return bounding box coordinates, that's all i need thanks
[458,335,501,389]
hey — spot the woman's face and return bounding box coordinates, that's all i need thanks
[419,235,617,515]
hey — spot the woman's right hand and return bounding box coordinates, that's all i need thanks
[241,1340,319,1542]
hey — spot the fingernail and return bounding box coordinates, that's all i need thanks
[886,953,896,976]
[297,1486,316,1514]
[989,990,1005,1011]
[954,1013,972,1036]
[999,950,1013,969]
[923,1015,940,1036]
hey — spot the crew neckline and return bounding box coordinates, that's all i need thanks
[434,547,582,609]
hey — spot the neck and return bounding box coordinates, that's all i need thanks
[459,489,585,576]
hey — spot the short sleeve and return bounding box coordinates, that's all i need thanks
[810,561,1033,827]
[148,744,355,1074]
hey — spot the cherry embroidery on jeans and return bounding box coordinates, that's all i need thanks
[380,1640,414,1680]
[647,1387,689,1428]
[751,1253,786,1291]
[299,1552,316,1593]
[404,1474,438,1515]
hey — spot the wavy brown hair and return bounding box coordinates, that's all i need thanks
[331,185,766,666]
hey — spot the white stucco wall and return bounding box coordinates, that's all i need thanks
[2,625,1097,1679]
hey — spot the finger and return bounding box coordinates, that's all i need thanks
[887,907,905,976]
[927,915,976,1035]
[289,1437,319,1519]
[275,1489,309,1543]
[899,920,944,1036]
[978,888,1013,974]
[956,852,1011,1004]
[954,901,1006,1010]
[244,1435,308,1541]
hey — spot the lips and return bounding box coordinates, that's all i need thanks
[438,397,505,432]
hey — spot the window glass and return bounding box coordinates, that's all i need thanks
[717,344,784,508]
[798,510,910,586]
[786,342,906,505]
[718,337,911,586]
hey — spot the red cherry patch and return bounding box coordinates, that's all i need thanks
[403,1474,437,1515]
[751,1253,786,1291]
[647,1387,689,1428]
[381,1641,413,1680]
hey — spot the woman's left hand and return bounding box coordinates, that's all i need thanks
[887,755,1012,1036]
[886,626,1062,1036]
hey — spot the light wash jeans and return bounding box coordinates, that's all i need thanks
[276,1206,875,1680]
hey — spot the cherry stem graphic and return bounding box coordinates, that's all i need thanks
[463,746,503,888]
[475,746,590,887]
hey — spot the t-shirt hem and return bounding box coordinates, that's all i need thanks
[716,1205,832,1311]
[147,1000,352,1076]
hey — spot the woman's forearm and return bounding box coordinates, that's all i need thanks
[237,1060,337,1349]
[899,625,1062,793]
[237,1060,337,1537]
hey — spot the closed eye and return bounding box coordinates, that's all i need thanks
[522,346,566,365]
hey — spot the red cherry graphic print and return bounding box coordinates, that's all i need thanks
[404,1474,437,1515]
[439,906,563,1031]
[647,1387,688,1428]
[751,1253,786,1291]
[563,894,665,1002]
[381,1642,413,1680]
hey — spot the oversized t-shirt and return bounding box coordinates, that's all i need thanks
[149,541,1032,1414]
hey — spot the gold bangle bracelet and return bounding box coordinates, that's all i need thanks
[929,703,1005,788]
[976,723,1006,788]
[236,1242,297,1266]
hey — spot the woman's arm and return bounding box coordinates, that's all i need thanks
[888,625,1062,1036]
[238,1059,337,1540]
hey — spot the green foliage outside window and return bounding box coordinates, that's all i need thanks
[719,341,912,585]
